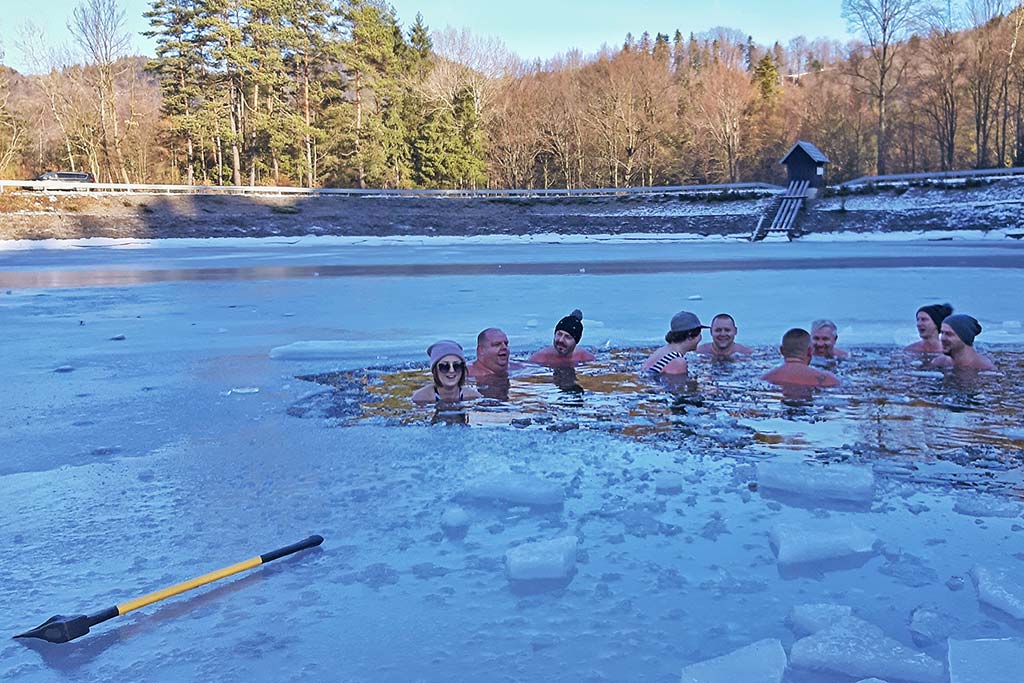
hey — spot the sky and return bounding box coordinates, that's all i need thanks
[0,0,855,74]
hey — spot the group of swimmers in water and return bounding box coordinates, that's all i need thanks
[411,303,995,403]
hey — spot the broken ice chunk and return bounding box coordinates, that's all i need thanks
[909,605,957,647]
[440,506,470,534]
[971,565,1024,619]
[790,616,943,683]
[787,603,853,635]
[679,638,786,683]
[770,521,877,567]
[505,536,577,581]
[269,340,349,360]
[947,638,1024,683]
[757,459,874,503]
[654,472,682,494]
[953,493,1021,518]
[459,473,564,507]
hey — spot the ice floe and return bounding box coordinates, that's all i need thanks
[947,638,1024,683]
[770,520,877,567]
[678,638,787,683]
[971,565,1024,620]
[909,605,957,647]
[789,616,944,683]
[458,473,565,507]
[440,506,470,535]
[787,603,854,635]
[757,458,875,504]
[505,536,577,581]
[269,340,350,360]
[953,493,1022,518]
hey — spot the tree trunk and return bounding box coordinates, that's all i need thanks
[303,57,314,187]
[355,72,365,189]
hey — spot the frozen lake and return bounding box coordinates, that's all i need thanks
[2,236,1023,682]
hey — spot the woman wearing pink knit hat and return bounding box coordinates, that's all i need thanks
[412,340,482,403]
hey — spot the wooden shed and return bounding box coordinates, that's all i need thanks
[780,140,829,188]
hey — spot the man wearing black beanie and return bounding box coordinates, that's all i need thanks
[941,314,995,370]
[906,303,953,354]
[529,309,596,367]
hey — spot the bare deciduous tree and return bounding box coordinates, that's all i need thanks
[843,0,931,174]
[70,0,132,182]
[690,61,754,182]
[0,45,26,176]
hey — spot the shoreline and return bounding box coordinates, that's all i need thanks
[0,225,1021,252]
[1,175,1023,241]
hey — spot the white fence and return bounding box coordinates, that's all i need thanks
[841,166,1024,187]
[0,179,782,198]
[4,167,1022,197]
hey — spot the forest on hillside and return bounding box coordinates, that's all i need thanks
[0,0,1022,189]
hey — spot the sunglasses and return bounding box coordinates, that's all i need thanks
[437,361,464,373]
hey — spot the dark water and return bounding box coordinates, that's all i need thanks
[293,347,1024,485]
[4,252,1024,289]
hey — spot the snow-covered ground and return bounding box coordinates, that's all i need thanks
[1,237,1023,682]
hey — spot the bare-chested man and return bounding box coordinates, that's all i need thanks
[762,328,840,388]
[811,319,849,359]
[529,309,596,367]
[941,314,995,371]
[696,313,753,359]
[469,327,521,400]
[468,328,516,378]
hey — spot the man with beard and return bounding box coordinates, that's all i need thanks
[529,309,595,367]
[941,314,995,370]
[696,313,753,359]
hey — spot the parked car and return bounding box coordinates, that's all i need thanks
[35,171,95,183]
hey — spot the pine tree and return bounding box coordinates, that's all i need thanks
[653,33,670,67]
[753,54,780,101]
[335,0,413,187]
[144,0,207,184]
[671,29,685,73]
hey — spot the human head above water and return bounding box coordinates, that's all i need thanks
[709,313,737,349]
[553,309,584,356]
[475,327,510,372]
[942,314,982,347]
[427,340,467,387]
[780,328,811,359]
[665,310,707,344]
[916,303,953,336]
[810,319,839,356]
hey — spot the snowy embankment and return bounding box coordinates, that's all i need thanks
[1,175,1021,240]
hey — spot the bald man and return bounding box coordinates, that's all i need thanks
[762,328,840,388]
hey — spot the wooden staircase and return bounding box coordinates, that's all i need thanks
[751,180,810,241]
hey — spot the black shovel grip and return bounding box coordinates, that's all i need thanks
[260,535,324,563]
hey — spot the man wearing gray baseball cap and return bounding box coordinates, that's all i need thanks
[642,310,708,375]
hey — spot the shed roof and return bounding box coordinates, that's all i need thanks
[780,140,830,165]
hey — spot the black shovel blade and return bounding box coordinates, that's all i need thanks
[14,614,91,644]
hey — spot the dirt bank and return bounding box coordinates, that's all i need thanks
[0,177,1022,240]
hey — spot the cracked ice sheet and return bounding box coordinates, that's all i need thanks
[3,241,1024,681]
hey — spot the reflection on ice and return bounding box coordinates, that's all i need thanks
[301,347,1024,488]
